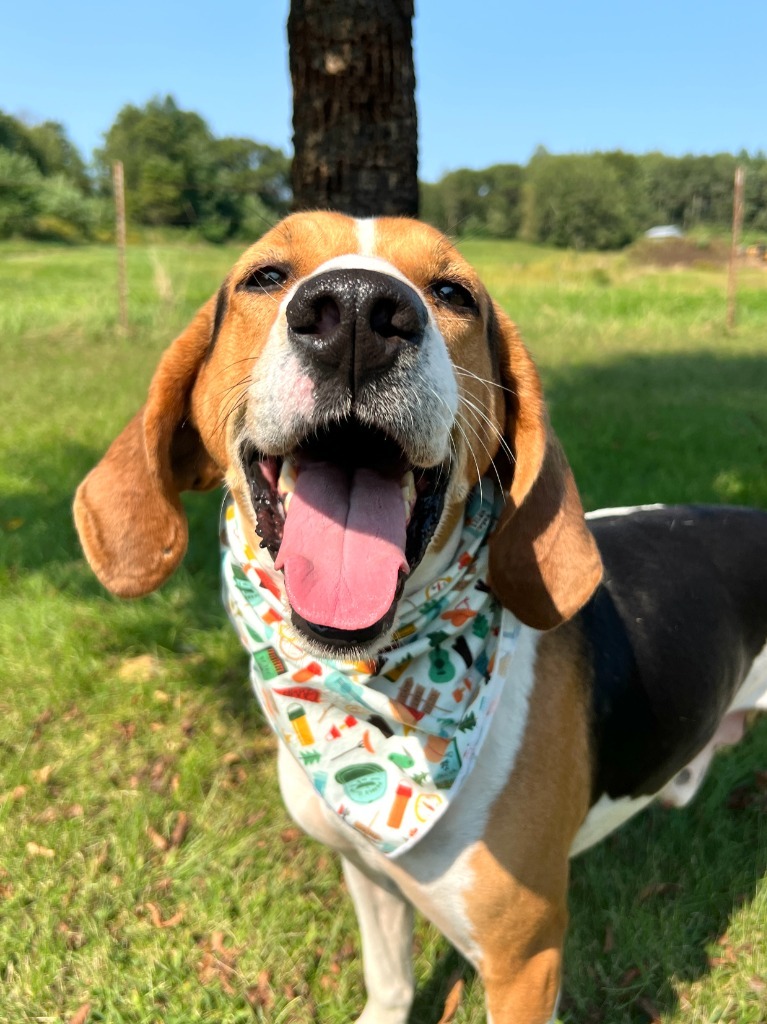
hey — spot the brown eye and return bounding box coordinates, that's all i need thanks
[430,280,476,311]
[240,266,288,292]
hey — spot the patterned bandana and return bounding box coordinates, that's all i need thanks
[222,483,521,857]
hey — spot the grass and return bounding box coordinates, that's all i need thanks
[1,235,766,1024]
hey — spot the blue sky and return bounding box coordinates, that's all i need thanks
[3,0,765,182]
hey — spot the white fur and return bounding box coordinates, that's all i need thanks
[730,639,767,713]
[342,858,415,1024]
[585,503,666,520]
[570,792,656,856]
[309,252,418,287]
[355,217,377,257]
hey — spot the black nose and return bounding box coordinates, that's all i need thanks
[285,268,428,392]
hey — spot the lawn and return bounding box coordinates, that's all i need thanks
[1,235,766,1024]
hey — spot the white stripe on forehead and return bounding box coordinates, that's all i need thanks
[356,217,376,256]
[307,253,424,297]
[274,249,427,321]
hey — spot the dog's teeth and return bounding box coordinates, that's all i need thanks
[401,469,415,500]
[277,458,297,497]
[401,469,416,519]
[283,491,293,514]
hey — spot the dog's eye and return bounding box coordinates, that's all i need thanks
[430,280,476,311]
[240,266,288,292]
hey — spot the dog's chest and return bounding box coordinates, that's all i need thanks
[276,627,542,952]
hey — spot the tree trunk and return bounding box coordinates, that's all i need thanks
[288,0,419,217]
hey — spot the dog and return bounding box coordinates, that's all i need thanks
[74,212,767,1024]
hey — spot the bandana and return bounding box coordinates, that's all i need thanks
[222,483,520,857]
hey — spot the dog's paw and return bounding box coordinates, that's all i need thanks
[353,1002,411,1024]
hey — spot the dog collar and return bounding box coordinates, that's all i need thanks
[222,484,520,857]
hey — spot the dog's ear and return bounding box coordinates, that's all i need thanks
[487,304,602,629]
[74,299,223,597]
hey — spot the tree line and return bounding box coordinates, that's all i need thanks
[0,97,291,243]
[2,96,766,248]
[423,148,767,249]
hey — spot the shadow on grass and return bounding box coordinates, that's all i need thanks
[408,946,474,1024]
[0,438,221,591]
[542,350,767,512]
[562,718,767,1023]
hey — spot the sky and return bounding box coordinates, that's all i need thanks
[3,0,766,182]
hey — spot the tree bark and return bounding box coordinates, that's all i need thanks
[288,0,419,217]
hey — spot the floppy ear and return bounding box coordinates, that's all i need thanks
[74,299,223,597]
[487,304,602,629]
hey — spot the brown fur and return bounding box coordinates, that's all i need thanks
[487,308,602,629]
[467,625,592,1023]
[74,301,222,596]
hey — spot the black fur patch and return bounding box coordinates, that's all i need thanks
[485,297,500,365]
[582,505,767,801]
[205,281,229,360]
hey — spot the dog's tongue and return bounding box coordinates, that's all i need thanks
[275,461,408,630]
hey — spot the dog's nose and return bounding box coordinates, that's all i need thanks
[285,268,428,391]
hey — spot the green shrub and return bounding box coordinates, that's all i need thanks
[0,150,42,237]
[522,153,637,250]
[0,149,99,241]
[34,175,98,240]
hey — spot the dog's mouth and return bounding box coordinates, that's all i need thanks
[241,418,449,650]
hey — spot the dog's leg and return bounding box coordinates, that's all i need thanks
[277,746,414,1020]
[461,629,588,1024]
[342,856,415,1024]
[475,886,565,1024]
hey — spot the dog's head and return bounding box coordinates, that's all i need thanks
[74,212,601,653]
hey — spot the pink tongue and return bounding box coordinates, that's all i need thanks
[274,462,408,631]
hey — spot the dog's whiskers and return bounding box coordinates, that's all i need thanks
[209,383,252,439]
[453,414,484,504]
[456,400,506,499]
[457,390,516,469]
[454,365,517,398]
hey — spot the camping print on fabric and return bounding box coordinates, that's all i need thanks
[222,483,520,857]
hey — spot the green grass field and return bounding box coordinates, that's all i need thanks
[1,236,766,1024]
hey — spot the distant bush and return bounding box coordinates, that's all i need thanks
[0,114,101,241]
[521,153,637,250]
[0,150,102,241]
[0,150,41,237]
[420,163,523,238]
[35,175,99,239]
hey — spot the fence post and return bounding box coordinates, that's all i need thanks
[113,160,128,333]
[726,165,745,330]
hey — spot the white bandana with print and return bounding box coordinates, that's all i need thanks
[222,483,521,857]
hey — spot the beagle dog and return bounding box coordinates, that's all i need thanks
[74,212,767,1024]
